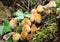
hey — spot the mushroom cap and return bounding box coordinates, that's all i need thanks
[22,24,31,33]
[9,18,17,29]
[34,13,42,23]
[36,5,44,12]
[31,24,38,33]
[21,18,31,26]
[44,9,52,14]
[20,31,28,40]
[12,32,20,41]
[48,0,56,7]
[30,13,35,22]
[31,9,37,14]
[26,34,33,41]
[46,0,56,8]
[43,0,56,8]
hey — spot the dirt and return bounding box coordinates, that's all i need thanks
[0,2,11,24]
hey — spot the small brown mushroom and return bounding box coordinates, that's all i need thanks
[44,0,56,8]
[20,31,28,40]
[36,5,44,12]
[31,9,37,14]
[48,0,56,7]
[30,13,35,22]
[44,9,52,14]
[30,9,37,22]
[31,24,38,33]
[30,9,42,23]
[12,32,20,41]
[22,24,31,33]
[21,18,31,26]
[26,34,33,41]
[9,18,17,29]
[34,13,42,23]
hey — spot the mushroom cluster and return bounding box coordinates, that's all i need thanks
[4,0,56,42]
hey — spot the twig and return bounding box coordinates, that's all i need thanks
[16,3,26,11]
[28,0,30,11]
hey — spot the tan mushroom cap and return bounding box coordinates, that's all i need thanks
[44,9,52,14]
[26,34,33,41]
[9,18,17,29]
[36,5,44,12]
[31,9,37,14]
[21,18,31,26]
[45,0,56,8]
[30,10,42,23]
[20,31,28,40]
[34,13,42,23]
[48,0,56,7]
[31,24,38,33]
[22,24,31,33]
[12,32,20,41]
[30,13,35,22]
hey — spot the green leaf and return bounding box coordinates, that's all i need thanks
[13,9,30,21]
[24,11,30,18]
[13,9,24,21]
[13,10,24,17]
[0,26,4,35]
[5,40,13,42]
[6,26,12,32]
[3,20,9,26]
[14,16,24,21]
[0,26,12,35]
[0,20,12,35]
[3,26,12,32]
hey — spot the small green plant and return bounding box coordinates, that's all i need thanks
[30,23,56,42]
[13,9,30,21]
[0,20,12,35]
[56,0,60,7]
[30,12,57,42]
[5,40,13,42]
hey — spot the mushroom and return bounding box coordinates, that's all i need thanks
[31,9,37,14]
[44,9,52,14]
[30,13,35,22]
[34,13,42,23]
[44,0,56,8]
[31,24,38,33]
[22,24,31,33]
[30,9,42,23]
[36,5,44,12]
[26,34,33,41]
[30,9,37,22]
[21,18,31,26]
[20,31,28,40]
[12,32,20,41]
[9,18,17,29]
